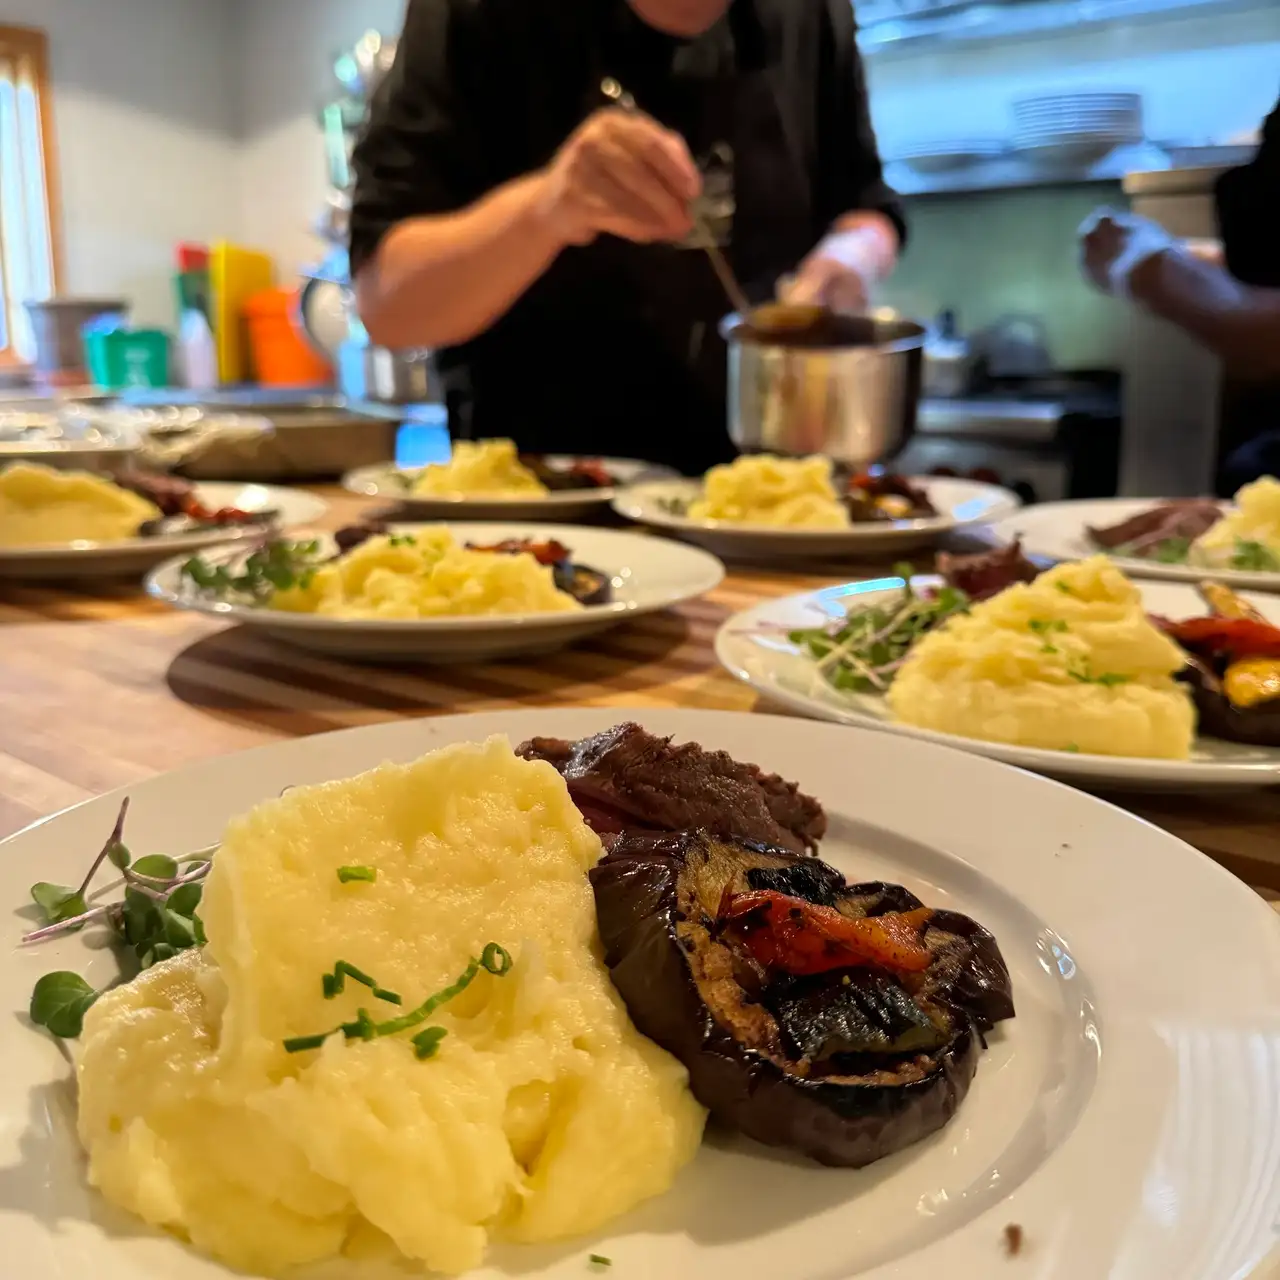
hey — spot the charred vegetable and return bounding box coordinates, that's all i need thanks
[833,468,937,522]
[1162,583,1280,746]
[518,455,617,491]
[590,831,1014,1168]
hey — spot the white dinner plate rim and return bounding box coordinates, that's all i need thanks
[0,482,328,560]
[342,457,674,507]
[145,520,726,632]
[986,497,1280,592]
[3,706,1279,1280]
[613,475,1022,539]
[714,576,1280,787]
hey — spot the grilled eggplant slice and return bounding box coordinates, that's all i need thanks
[590,831,1014,1168]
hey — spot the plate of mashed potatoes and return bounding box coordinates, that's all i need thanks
[716,555,1280,788]
[984,476,1280,592]
[615,454,1020,560]
[5,707,1279,1280]
[344,439,675,521]
[146,521,724,660]
[0,462,327,578]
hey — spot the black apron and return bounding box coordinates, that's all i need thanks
[1213,98,1280,494]
[445,1,815,475]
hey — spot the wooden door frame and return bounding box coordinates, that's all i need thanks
[0,23,64,365]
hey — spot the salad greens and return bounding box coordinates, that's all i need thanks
[1112,534,1280,572]
[24,800,214,1040]
[181,538,324,603]
[22,800,516,1068]
[789,566,970,694]
[1231,539,1280,572]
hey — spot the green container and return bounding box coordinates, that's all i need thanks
[84,329,171,390]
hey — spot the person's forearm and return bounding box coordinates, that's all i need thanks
[1130,250,1280,380]
[356,172,565,349]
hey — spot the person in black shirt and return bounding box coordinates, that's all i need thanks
[350,0,905,473]
[1078,97,1280,491]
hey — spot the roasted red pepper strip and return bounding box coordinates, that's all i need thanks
[721,890,933,975]
[567,460,613,488]
[1160,616,1280,661]
[469,539,571,566]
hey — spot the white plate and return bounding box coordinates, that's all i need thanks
[614,476,1022,561]
[146,521,725,661]
[4,706,1279,1280]
[987,497,1280,592]
[716,575,1280,789]
[0,483,329,580]
[344,456,676,520]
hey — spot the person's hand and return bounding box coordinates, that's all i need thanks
[781,253,870,312]
[537,108,700,248]
[1078,209,1177,297]
[780,219,896,313]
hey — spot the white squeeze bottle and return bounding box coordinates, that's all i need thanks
[178,309,219,390]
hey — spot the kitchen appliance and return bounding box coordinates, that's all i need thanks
[24,298,127,388]
[922,308,973,398]
[297,273,438,408]
[891,373,1122,504]
[721,309,925,468]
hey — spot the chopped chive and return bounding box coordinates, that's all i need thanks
[412,1027,448,1060]
[341,1009,378,1041]
[589,1256,613,1269]
[283,1033,331,1054]
[322,960,401,1005]
[287,945,512,1059]
[337,865,377,884]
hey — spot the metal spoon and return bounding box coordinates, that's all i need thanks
[600,78,753,319]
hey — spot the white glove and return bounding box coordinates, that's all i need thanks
[1078,208,1178,299]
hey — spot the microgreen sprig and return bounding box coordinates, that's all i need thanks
[23,800,216,1039]
[181,538,324,604]
[789,565,970,695]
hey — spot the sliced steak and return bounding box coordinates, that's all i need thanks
[936,540,1042,601]
[517,722,826,854]
[113,469,195,517]
[1087,500,1221,553]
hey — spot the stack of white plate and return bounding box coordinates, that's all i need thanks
[1012,91,1144,168]
[892,138,1007,174]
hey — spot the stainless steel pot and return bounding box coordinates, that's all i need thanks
[721,309,925,468]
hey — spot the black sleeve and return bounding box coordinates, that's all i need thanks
[815,0,907,249]
[349,0,494,275]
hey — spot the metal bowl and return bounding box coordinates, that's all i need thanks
[720,309,925,468]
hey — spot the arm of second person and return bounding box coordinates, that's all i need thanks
[1129,250,1280,381]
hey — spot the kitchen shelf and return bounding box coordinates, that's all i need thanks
[858,0,1277,55]
[888,144,1255,198]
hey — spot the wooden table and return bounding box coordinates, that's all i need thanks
[2,488,1277,908]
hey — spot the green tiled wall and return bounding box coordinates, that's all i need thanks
[877,184,1128,371]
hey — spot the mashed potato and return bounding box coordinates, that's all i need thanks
[0,462,160,545]
[412,440,548,499]
[77,737,706,1275]
[888,556,1195,759]
[688,454,849,529]
[1191,475,1280,569]
[271,527,582,619]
